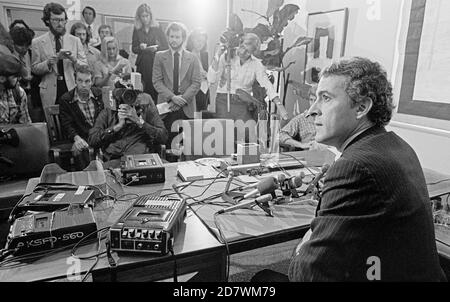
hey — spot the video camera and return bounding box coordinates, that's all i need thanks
[0,128,19,147]
[113,88,139,108]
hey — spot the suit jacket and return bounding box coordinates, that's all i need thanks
[289,126,446,282]
[88,93,168,160]
[152,49,201,118]
[31,32,87,108]
[59,87,103,142]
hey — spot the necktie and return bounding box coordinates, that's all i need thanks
[55,36,64,78]
[173,52,179,95]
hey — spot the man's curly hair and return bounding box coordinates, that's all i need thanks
[321,57,395,127]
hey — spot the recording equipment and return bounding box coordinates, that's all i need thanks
[10,186,96,221]
[0,128,19,147]
[130,72,143,91]
[121,154,165,185]
[113,88,138,107]
[243,176,279,199]
[109,194,186,254]
[304,164,330,194]
[5,205,97,256]
[218,194,273,216]
[279,172,305,197]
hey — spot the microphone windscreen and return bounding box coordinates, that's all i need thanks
[292,175,303,188]
[322,164,330,173]
[256,177,278,194]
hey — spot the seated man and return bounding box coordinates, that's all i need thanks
[59,65,103,169]
[279,85,318,150]
[0,54,31,124]
[253,57,446,282]
[88,82,168,162]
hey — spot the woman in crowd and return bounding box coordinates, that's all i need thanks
[9,24,34,89]
[94,36,132,88]
[186,28,209,112]
[70,22,101,71]
[131,3,168,101]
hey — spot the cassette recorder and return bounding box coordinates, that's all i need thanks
[109,194,186,255]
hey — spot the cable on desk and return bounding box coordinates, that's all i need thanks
[71,226,110,260]
[71,227,110,282]
[436,238,450,248]
[427,179,450,186]
[279,152,318,176]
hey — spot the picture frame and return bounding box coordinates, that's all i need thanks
[304,8,349,84]
[397,0,450,122]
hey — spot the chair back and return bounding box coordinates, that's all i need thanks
[44,105,69,145]
[181,119,235,161]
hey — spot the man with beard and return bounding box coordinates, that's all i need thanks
[0,54,31,124]
[152,22,201,146]
[31,2,87,109]
[59,65,103,169]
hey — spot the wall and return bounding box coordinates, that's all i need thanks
[2,0,449,174]
[231,0,449,174]
[0,0,227,64]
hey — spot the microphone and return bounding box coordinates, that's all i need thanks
[304,164,330,194]
[217,194,273,215]
[279,172,304,197]
[243,176,278,199]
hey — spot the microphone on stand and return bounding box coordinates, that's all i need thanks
[217,194,273,216]
[281,172,305,198]
[243,176,279,199]
[304,164,330,195]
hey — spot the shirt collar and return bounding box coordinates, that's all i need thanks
[170,48,184,57]
[49,31,64,41]
[73,88,95,104]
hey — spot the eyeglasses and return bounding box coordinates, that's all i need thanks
[50,18,67,24]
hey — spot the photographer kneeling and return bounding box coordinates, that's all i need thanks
[88,80,168,164]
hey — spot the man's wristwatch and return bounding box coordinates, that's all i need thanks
[106,128,114,135]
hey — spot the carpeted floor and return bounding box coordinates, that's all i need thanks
[228,239,298,282]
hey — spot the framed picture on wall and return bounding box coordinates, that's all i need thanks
[304,8,349,85]
[398,0,450,122]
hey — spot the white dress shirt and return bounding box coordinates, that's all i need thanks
[207,54,279,100]
[84,22,101,47]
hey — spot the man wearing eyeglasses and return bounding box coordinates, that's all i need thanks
[31,2,87,110]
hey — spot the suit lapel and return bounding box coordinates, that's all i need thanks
[162,50,173,84]
[179,51,191,83]
[42,33,55,56]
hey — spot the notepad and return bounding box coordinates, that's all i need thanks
[177,162,225,181]
[157,102,172,115]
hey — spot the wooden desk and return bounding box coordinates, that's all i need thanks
[1,150,449,281]
[0,174,226,282]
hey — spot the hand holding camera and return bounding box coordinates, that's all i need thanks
[57,49,72,60]
[118,104,140,125]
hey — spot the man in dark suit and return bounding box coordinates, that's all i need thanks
[286,57,446,282]
[59,65,103,169]
[253,57,446,282]
[152,22,201,148]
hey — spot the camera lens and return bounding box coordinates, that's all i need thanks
[121,89,137,105]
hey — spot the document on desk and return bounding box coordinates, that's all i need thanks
[177,162,225,181]
[157,102,172,115]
